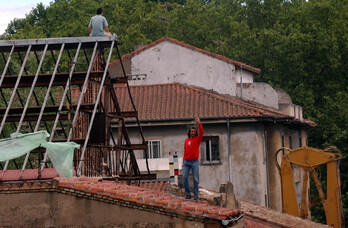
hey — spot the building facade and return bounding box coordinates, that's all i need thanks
[109,37,314,211]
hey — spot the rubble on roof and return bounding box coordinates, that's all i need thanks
[240,200,328,228]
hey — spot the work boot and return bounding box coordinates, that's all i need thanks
[185,195,191,200]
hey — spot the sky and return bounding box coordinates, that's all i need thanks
[0,0,52,34]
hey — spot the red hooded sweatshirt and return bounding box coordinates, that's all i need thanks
[184,123,203,161]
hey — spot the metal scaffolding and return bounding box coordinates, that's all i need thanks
[0,36,152,182]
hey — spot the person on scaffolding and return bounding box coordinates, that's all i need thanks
[183,117,203,201]
[88,8,112,37]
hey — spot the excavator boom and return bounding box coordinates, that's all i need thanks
[278,146,344,228]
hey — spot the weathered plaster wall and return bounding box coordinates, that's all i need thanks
[230,123,267,206]
[119,122,268,205]
[235,69,254,84]
[266,123,283,211]
[275,88,292,104]
[117,121,306,208]
[123,123,232,191]
[236,83,279,109]
[266,123,308,212]
[278,103,303,120]
[131,124,188,159]
[198,123,231,191]
[300,128,308,147]
[0,192,202,227]
[129,41,239,96]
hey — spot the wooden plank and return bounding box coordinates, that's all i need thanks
[115,144,147,151]
[121,111,138,118]
[107,111,138,119]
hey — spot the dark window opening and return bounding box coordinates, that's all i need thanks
[200,136,220,163]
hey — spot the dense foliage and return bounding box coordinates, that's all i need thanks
[1,0,347,224]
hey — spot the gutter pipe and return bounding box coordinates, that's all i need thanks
[227,118,232,183]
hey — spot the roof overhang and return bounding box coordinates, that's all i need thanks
[111,116,314,128]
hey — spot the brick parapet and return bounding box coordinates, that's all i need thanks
[0,178,241,225]
[54,186,207,223]
[0,180,55,194]
[1,178,325,227]
[54,178,240,221]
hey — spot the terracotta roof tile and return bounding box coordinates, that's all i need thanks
[109,37,261,74]
[54,177,242,221]
[115,83,292,121]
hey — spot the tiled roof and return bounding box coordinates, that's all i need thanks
[109,37,261,74]
[140,181,168,192]
[115,83,293,121]
[55,177,241,221]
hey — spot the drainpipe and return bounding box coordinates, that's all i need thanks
[227,118,232,183]
[263,129,270,207]
[240,66,243,98]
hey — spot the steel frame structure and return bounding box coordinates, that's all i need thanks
[0,36,152,182]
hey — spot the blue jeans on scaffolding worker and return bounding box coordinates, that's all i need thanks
[183,160,199,198]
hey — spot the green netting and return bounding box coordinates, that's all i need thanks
[0,131,80,178]
[0,131,49,161]
[43,141,79,178]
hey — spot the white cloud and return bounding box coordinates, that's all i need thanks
[0,1,52,34]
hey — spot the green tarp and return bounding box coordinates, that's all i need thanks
[0,131,80,178]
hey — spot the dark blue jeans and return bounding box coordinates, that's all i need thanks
[183,160,199,197]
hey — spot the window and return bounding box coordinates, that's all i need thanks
[143,140,161,159]
[200,136,220,163]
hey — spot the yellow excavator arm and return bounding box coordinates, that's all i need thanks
[277,146,344,228]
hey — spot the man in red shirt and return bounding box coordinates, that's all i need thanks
[183,117,203,201]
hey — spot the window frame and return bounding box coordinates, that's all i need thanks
[144,139,162,159]
[200,136,221,165]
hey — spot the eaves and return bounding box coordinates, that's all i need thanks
[111,116,313,128]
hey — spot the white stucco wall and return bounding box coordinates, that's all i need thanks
[279,104,303,120]
[129,41,239,96]
[275,88,292,104]
[236,83,279,109]
[235,69,254,83]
